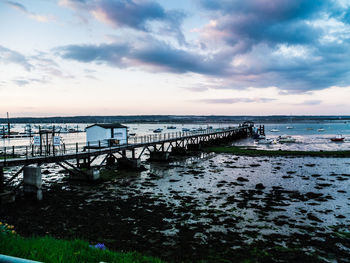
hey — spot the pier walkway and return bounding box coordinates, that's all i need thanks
[0,125,251,191]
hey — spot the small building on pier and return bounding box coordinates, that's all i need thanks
[86,123,128,147]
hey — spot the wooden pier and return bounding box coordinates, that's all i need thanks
[0,125,252,195]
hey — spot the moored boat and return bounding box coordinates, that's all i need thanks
[278,135,296,143]
[256,138,273,144]
[153,128,163,133]
[330,135,344,142]
[270,129,280,132]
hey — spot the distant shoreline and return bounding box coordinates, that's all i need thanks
[0,115,349,124]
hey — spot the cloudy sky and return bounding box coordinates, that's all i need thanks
[1,0,350,117]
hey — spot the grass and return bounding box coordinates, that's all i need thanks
[0,233,165,263]
[205,146,350,158]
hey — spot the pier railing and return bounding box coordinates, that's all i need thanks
[0,127,237,162]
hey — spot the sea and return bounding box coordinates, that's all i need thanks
[1,121,350,150]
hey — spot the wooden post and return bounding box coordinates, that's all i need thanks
[12,145,15,158]
[39,126,42,155]
[88,142,90,161]
[132,149,135,159]
[52,126,55,156]
[46,132,49,155]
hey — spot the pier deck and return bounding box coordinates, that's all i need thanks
[0,127,248,167]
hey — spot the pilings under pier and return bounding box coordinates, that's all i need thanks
[0,166,3,193]
[0,126,252,201]
[117,158,141,169]
[187,143,201,151]
[149,151,170,162]
[170,147,187,156]
[23,166,43,201]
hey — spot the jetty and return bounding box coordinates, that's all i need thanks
[0,124,254,200]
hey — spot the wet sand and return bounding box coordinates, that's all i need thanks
[1,153,350,262]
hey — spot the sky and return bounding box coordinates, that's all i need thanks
[1,0,350,117]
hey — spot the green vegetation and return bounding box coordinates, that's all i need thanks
[0,222,164,263]
[206,146,350,157]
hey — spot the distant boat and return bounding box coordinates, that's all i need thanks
[129,133,136,136]
[167,126,176,129]
[318,128,325,132]
[270,129,280,132]
[182,128,190,132]
[306,128,314,130]
[257,138,273,144]
[286,126,294,129]
[330,135,344,142]
[278,135,296,143]
[153,128,162,133]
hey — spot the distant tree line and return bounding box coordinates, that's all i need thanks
[0,115,349,124]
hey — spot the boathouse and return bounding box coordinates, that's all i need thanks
[86,123,128,146]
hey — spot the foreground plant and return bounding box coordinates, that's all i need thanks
[0,221,164,263]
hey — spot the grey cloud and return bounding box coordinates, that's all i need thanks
[0,45,33,71]
[301,100,322,105]
[199,98,276,104]
[56,43,130,67]
[6,1,51,22]
[198,0,331,53]
[12,77,49,86]
[6,1,27,12]
[184,87,209,92]
[13,79,30,86]
[57,0,350,93]
[94,0,167,31]
[57,40,228,75]
[61,0,187,44]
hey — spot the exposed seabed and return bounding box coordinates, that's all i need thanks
[1,152,350,262]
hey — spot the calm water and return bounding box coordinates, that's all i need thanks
[1,121,350,150]
[0,122,232,147]
[238,122,350,151]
